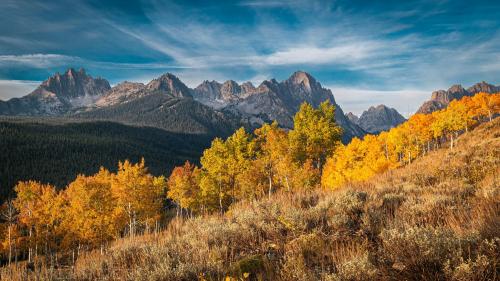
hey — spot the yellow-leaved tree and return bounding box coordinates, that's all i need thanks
[167,161,202,215]
[111,159,166,238]
[13,181,63,262]
[63,168,116,253]
[289,101,343,170]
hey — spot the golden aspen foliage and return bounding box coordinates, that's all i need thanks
[111,159,166,236]
[13,181,64,256]
[199,138,234,213]
[289,101,343,170]
[63,168,117,249]
[199,128,255,212]
[322,93,500,189]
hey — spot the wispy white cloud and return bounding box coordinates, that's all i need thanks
[263,42,382,66]
[0,54,81,68]
[0,53,189,71]
[238,0,299,8]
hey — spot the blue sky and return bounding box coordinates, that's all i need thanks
[0,0,498,115]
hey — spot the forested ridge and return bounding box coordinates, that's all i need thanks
[0,92,499,280]
[0,118,212,200]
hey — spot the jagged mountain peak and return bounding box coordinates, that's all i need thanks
[356,104,406,134]
[0,68,111,115]
[448,84,465,92]
[467,81,499,94]
[288,71,315,84]
[368,104,394,112]
[346,112,359,123]
[40,68,110,97]
[146,73,191,98]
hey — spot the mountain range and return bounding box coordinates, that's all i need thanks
[0,69,366,141]
[417,81,500,114]
[1,69,497,140]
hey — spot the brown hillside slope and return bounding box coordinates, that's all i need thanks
[3,119,499,281]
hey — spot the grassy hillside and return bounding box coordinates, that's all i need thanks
[0,117,212,200]
[6,118,498,280]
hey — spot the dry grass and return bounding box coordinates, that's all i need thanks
[2,119,499,281]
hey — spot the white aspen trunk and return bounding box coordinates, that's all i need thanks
[268,173,272,200]
[218,177,223,215]
[284,176,291,193]
[8,224,12,265]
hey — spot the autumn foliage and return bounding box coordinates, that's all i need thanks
[169,101,341,215]
[0,160,166,266]
[322,92,500,189]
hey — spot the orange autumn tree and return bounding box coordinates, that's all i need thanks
[111,159,166,238]
[0,199,18,265]
[167,161,201,215]
[322,135,396,189]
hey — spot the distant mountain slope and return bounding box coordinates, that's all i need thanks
[417,81,499,114]
[73,73,242,136]
[0,118,212,201]
[0,68,110,115]
[347,105,406,134]
[75,92,242,137]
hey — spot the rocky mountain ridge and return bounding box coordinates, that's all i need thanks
[417,81,500,114]
[0,69,366,142]
[191,71,365,141]
[347,105,406,134]
[0,68,110,115]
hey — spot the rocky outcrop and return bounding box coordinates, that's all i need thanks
[417,81,499,114]
[146,73,192,98]
[346,112,359,124]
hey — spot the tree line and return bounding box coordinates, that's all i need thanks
[0,92,498,266]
